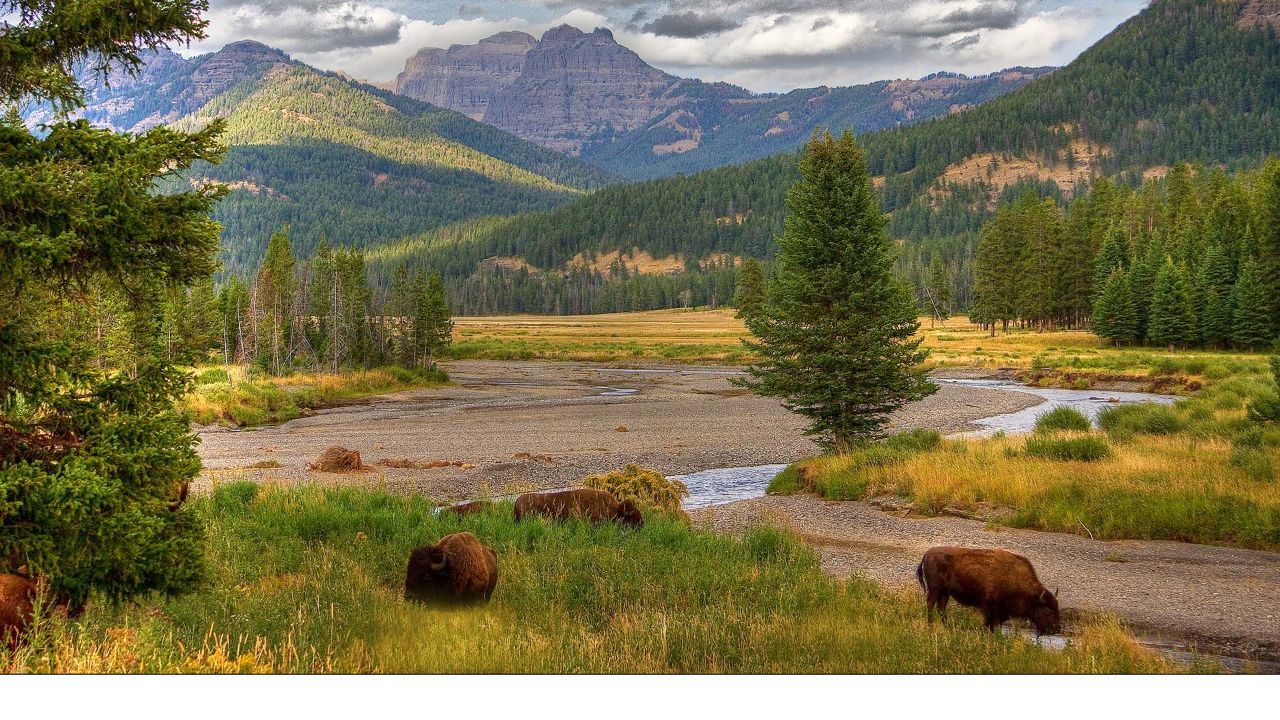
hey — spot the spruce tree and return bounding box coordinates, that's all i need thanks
[1091,224,1129,303]
[738,131,934,452]
[1230,258,1276,350]
[1256,158,1280,328]
[1147,259,1195,349]
[733,257,766,320]
[1093,268,1138,346]
[0,0,221,607]
[1197,246,1234,349]
[419,271,453,369]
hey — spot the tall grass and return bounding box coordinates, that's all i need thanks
[185,366,448,427]
[1,484,1172,674]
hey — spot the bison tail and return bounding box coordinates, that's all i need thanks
[915,561,927,594]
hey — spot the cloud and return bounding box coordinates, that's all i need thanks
[198,1,406,53]
[186,0,1148,92]
[641,11,741,38]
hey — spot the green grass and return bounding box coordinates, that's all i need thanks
[1023,435,1112,462]
[1097,403,1186,439]
[185,366,449,428]
[1034,407,1092,433]
[2,484,1175,674]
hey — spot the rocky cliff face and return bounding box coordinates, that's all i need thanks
[396,25,684,155]
[394,31,535,120]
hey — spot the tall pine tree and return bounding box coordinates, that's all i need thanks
[739,131,933,452]
[733,257,766,320]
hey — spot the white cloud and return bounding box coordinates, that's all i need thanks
[183,1,1147,91]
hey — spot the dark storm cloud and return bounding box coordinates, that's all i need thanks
[642,11,742,38]
[207,0,406,53]
[891,2,1025,38]
[457,3,486,20]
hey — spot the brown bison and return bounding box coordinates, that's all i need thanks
[916,546,1061,635]
[513,488,644,528]
[444,500,494,517]
[404,532,498,604]
[1,573,37,649]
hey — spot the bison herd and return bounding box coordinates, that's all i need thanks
[406,487,1062,638]
[402,488,644,605]
[2,488,1064,650]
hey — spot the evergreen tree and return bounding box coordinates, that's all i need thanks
[255,226,296,374]
[419,270,453,369]
[1092,268,1138,346]
[387,263,417,367]
[925,255,952,327]
[738,131,934,452]
[972,208,1020,334]
[0,0,221,607]
[1230,258,1276,350]
[733,257,766,320]
[1147,259,1195,349]
[1255,158,1280,328]
[1127,248,1160,342]
[1196,246,1234,349]
[1091,224,1129,303]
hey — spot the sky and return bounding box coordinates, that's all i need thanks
[185,1,1150,92]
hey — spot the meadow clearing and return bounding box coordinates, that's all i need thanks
[1,483,1178,674]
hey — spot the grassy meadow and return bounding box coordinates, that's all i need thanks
[774,365,1280,550]
[1,483,1178,674]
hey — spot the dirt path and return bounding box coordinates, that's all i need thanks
[195,360,1039,499]
[693,494,1280,663]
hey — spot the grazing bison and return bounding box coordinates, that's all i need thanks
[513,488,644,528]
[404,532,498,604]
[916,546,1061,635]
[444,500,494,517]
[0,573,36,649]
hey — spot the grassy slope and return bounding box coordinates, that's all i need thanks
[2,484,1176,673]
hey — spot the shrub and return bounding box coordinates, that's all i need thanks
[196,367,230,385]
[884,429,942,453]
[583,464,689,513]
[1034,406,1092,433]
[1024,435,1112,462]
[1097,403,1185,438]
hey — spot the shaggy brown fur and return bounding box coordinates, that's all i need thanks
[916,546,1061,635]
[309,446,365,472]
[0,573,36,649]
[404,532,498,604]
[445,500,494,517]
[513,488,644,528]
[168,481,190,511]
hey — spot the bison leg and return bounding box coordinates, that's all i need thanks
[926,589,949,625]
[981,607,1004,632]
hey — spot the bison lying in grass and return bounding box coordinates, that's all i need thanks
[404,532,498,604]
[514,488,644,528]
[916,546,1061,635]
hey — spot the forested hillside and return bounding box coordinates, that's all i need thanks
[377,0,1280,315]
[23,41,617,275]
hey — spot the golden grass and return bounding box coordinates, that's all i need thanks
[450,309,1268,378]
[792,431,1280,549]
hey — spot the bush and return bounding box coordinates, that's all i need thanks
[1097,403,1185,438]
[1024,435,1112,462]
[1034,406,1092,433]
[884,429,942,453]
[196,367,230,385]
[583,464,689,513]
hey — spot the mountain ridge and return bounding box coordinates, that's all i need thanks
[392,25,1054,178]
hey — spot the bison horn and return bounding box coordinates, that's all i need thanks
[430,556,447,571]
[1039,589,1048,602]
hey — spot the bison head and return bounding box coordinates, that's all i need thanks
[426,547,448,572]
[1031,588,1061,635]
[616,499,645,528]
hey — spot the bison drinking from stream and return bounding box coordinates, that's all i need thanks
[404,532,498,604]
[916,546,1061,635]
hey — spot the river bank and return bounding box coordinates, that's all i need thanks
[195,360,1041,500]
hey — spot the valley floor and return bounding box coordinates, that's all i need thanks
[195,359,1280,666]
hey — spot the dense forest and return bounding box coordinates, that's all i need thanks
[323,0,1280,316]
[971,161,1280,349]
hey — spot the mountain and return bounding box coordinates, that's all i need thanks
[373,0,1280,315]
[393,25,1052,179]
[25,41,618,273]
